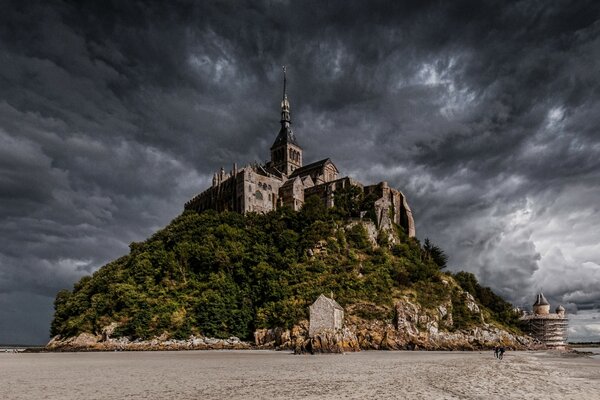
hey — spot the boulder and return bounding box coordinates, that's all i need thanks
[101,322,119,341]
[295,328,360,354]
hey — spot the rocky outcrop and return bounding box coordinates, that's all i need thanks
[295,328,360,354]
[345,220,379,247]
[349,296,534,351]
[252,296,536,353]
[254,322,307,349]
[46,333,251,352]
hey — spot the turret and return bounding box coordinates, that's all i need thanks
[533,293,550,315]
[556,304,566,317]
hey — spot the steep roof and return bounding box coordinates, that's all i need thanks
[289,158,337,179]
[533,293,550,306]
[313,294,343,311]
[271,125,299,148]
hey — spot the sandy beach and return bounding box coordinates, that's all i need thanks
[1,350,599,399]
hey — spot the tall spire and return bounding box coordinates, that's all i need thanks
[270,65,302,175]
[282,65,287,101]
[281,65,290,126]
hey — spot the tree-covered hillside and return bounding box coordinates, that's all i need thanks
[51,195,521,341]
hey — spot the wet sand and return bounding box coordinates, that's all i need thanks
[1,350,599,399]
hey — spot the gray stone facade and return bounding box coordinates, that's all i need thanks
[184,70,416,238]
[309,294,344,336]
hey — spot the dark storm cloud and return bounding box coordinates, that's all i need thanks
[1,0,599,343]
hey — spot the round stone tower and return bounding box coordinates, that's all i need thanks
[533,293,550,315]
[556,304,566,317]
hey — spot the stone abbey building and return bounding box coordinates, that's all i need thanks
[185,69,416,237]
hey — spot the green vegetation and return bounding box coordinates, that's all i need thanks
[453,271,521,329]
[423,238,448,269]
[51,196,521,340]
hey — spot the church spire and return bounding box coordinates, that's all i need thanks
[281,66,290,126]
[270,65,302,176]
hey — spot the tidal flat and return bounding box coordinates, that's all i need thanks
[1,350,599,399]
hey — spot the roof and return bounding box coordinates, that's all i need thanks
[312,294,344,311]
[289,158,337,179]
[281,176,300,188]
[533,293,550,306]
[271,125,299,148]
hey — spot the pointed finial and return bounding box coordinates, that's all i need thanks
[280,66,291,124]
[282,65,287,101]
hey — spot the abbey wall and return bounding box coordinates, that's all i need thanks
[184,70,416,237]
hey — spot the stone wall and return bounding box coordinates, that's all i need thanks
[304,177,362,209]
[185,166,283,214]
[185,170,416,239]
[243,169,282,213]
[279,177,305,211]
[185,171,242,213]
[364,182,415,237]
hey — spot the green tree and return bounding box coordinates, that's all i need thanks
[333,184,364,217]
[423,238,448,269]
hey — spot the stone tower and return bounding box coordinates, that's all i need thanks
[520,293,568,348]
[270,66,303,176]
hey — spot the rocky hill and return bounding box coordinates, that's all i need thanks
[48,194,531,352]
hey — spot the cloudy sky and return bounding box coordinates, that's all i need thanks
[1,0,599,344]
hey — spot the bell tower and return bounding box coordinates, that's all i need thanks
[270,66,302,176]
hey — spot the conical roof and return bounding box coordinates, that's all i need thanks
[271,66,300,149]
[271,125,299,148]
[533,293,550,306]
[556,304,565,312]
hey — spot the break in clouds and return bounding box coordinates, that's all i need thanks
[1,0,599,343]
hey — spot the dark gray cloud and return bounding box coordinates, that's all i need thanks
[1,0,599,343]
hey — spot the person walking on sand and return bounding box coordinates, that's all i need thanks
[494,346,498,358]
[498,347,505,360]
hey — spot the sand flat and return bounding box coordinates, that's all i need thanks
[1,350,599,399]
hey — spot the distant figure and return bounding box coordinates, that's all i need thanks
[498,347,505,360]
[494,346,499,359]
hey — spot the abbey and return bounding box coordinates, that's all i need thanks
[185,69,416,237]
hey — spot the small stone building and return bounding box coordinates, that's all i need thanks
[309,294,344,336]
[520,293,568,348]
